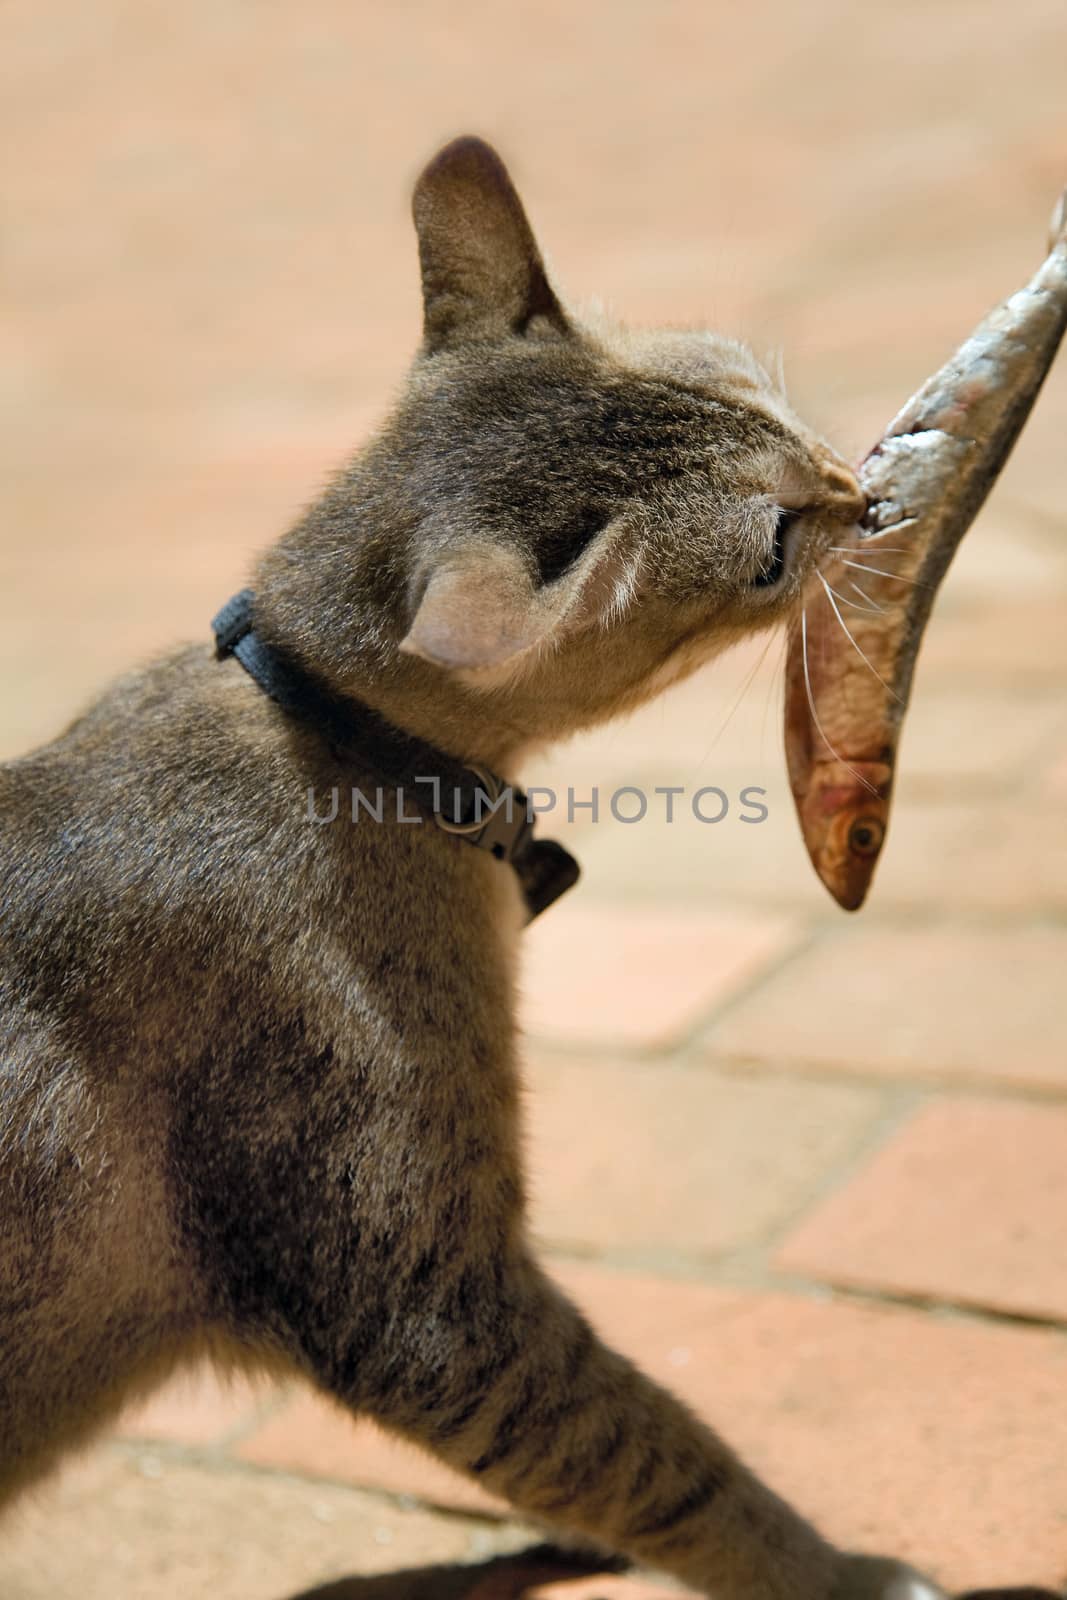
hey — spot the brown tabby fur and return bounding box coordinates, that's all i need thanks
[0,138,941,1600]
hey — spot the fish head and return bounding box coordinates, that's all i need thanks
[783,618,896,909]
[791,759,893,910]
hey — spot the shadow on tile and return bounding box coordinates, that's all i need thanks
[282,1541,629,1600]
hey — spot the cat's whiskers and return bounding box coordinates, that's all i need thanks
[758,627,789,756]
[699,628,779,766]
[799,608,879,794]
[830,544,911,557]
[817,573,903,703]
[839,558,927,587]
[819,574,881,614]
[770,344,788,400]
[846,578,885,612]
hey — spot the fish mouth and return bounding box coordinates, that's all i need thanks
[791,773,892,911]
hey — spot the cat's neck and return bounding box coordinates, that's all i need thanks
[249,447,727,780]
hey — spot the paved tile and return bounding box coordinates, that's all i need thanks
[6,4,1067,1597]
[916,597,1067,683]
[238,1401,508,1518]
[1047,748,1067,798]
[0,460,333,760]
[777,1098,1067,1321]
[0,1449,531,1600]
[875,800,1067,915]
[520,901,800,1052]
[115,1364,278,1448]
[888,686,1063,791]
[859,791,1067,915]
[525,1056,886,1256]
[553,1266,1067,1593]
[234,1263,1067,1592]
[566,765,809,913]
[919,512,1067,606]
[708,926,1067,1089]
[577,785,1067,916]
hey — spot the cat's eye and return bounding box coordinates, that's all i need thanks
[537,506,613,585]
[750,508,803,589]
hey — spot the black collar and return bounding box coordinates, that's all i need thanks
[212,590,579,921]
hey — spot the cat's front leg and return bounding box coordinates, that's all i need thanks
[334,1252,942,1600]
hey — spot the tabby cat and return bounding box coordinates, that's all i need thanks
[0,136,942,1600]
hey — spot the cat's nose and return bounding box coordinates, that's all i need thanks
[819,457,866,523]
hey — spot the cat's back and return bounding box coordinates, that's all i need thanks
[0,644,302,936]
[0,641,518,1070]
[0,645,336,1043]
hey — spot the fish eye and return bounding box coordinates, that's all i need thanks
[848,817,885,857]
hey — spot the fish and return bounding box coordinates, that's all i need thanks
[785,189,1067,910]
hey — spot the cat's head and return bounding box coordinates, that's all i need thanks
[395,140,860,702]
[267,137,863,755]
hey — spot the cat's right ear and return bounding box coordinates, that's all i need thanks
[412,136,570,351]
[399,519,635,674]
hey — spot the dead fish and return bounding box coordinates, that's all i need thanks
[785,189,1067,910]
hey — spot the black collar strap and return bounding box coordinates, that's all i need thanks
[212,590,579,922]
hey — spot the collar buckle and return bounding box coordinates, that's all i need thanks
[434,764,535,864]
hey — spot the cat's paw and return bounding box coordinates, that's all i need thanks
[832,1554,946,1600]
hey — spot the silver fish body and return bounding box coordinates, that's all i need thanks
[785,192,1067,910]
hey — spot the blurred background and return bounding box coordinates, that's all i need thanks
[3,3,1067,1597]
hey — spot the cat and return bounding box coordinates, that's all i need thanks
[0,135,942,1600]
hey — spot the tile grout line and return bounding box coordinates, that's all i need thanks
[703,1049,1067,1101]
[538,1240,1067,1340]
[107,1435,518,1527]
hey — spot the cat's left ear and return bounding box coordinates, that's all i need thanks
[399,524,632,673]
[412,136,570,351]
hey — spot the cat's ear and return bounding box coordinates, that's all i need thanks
[412,136,570,351]
[399,526,632,673]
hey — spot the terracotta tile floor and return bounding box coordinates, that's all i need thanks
[3,2,1067,1596]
